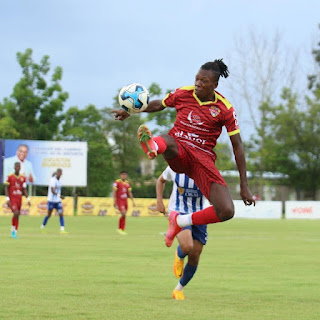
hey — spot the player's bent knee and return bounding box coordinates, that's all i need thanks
[219,207,235,221]
[180,243,193,255]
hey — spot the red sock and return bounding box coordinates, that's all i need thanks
[119,216,126,230]
[122,217,126,231]
[154,136,167,154]
[15,217,19,231]
[191,206,222,225]
[12,217,16,229]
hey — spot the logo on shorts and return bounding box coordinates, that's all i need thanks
[187,111,204,125]
[210,106,220,118]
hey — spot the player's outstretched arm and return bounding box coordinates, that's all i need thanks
[230,133,256,206]
[112,100,165,121]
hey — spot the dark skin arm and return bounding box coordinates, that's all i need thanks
[111,100,165,120]
[230,133,255,206]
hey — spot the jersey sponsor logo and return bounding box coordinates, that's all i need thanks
[187,111,204,125]
[210,106,220,118]
[185,189,201,197]
[179,120,210,132]
[175,131,206,145]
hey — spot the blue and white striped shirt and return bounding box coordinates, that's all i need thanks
[162,166,209,214]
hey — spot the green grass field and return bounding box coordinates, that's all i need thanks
[1,216,319,320]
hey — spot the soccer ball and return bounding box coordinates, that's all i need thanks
[118,83,150,113]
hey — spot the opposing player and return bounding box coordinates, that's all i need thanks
[5,162,31,238]
[157,166,210,300]
[112,59,255,246]
[113,170,135,235]
[40,169,68,234]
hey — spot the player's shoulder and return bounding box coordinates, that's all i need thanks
[168,86,194,96]
[178,85,195,92]
[215,90,233,110]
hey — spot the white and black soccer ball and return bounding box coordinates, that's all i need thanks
[118,83,150,113]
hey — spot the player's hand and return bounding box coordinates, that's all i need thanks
[28,173,34,183]
[60,195,65,200]
[111,109,130,121]
[240,185,256,206]
[6,200,11,208]
[156,202,167,215]
[114,203,118,209]
[132,202,136,207]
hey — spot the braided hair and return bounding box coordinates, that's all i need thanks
[200,59,229,79]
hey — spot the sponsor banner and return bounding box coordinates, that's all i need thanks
[234,200,282,219]
[4,139,87,186]
[285,201,320,219]
[0,196,73,216]
[77,197,169,217]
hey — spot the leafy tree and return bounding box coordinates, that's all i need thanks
[256,87,320,199]
[1,48,68,140]
[59,105,114,196]
[101,95,145,178]
[145,83,176,134]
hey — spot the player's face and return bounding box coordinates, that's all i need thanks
[16,146,28,161]
[56,170,63,179]
[194,69,218,102]
[14,163,21,174]
[120,173,127,181]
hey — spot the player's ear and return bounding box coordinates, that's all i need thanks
[214,80,218,89]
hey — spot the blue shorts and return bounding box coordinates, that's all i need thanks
[182,224,208,245]
[48,201,63,214]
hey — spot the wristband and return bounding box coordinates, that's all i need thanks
[27,197,30,202]
[6,197,10,201]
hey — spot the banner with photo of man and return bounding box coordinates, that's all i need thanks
[3,139,87,186]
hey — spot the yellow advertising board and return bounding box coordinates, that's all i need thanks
[0,196,73,216]
[77,197,169,217]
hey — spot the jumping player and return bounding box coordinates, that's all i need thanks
[157,166,210,300]
[40,168,68,234]
[113,170,135,235]
[112,59,255,246]
[5,162,31,239]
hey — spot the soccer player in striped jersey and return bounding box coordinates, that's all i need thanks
[157,166,210,300]
[112,59,255,246]
[40,169,68,234]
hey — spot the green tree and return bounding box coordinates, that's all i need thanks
[257,87,320,199]
[59,105,114,196]
[1,48,68,140]
[145,83,176,134]
[101,95,145,178]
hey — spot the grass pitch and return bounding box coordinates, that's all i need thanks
[0,216,319,320]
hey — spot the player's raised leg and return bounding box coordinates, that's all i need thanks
[137,125,169,160]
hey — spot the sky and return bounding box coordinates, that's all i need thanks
[0,0,319,141]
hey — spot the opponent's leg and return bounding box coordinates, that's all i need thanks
[173,240,203,300]
[173,229,193,278]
